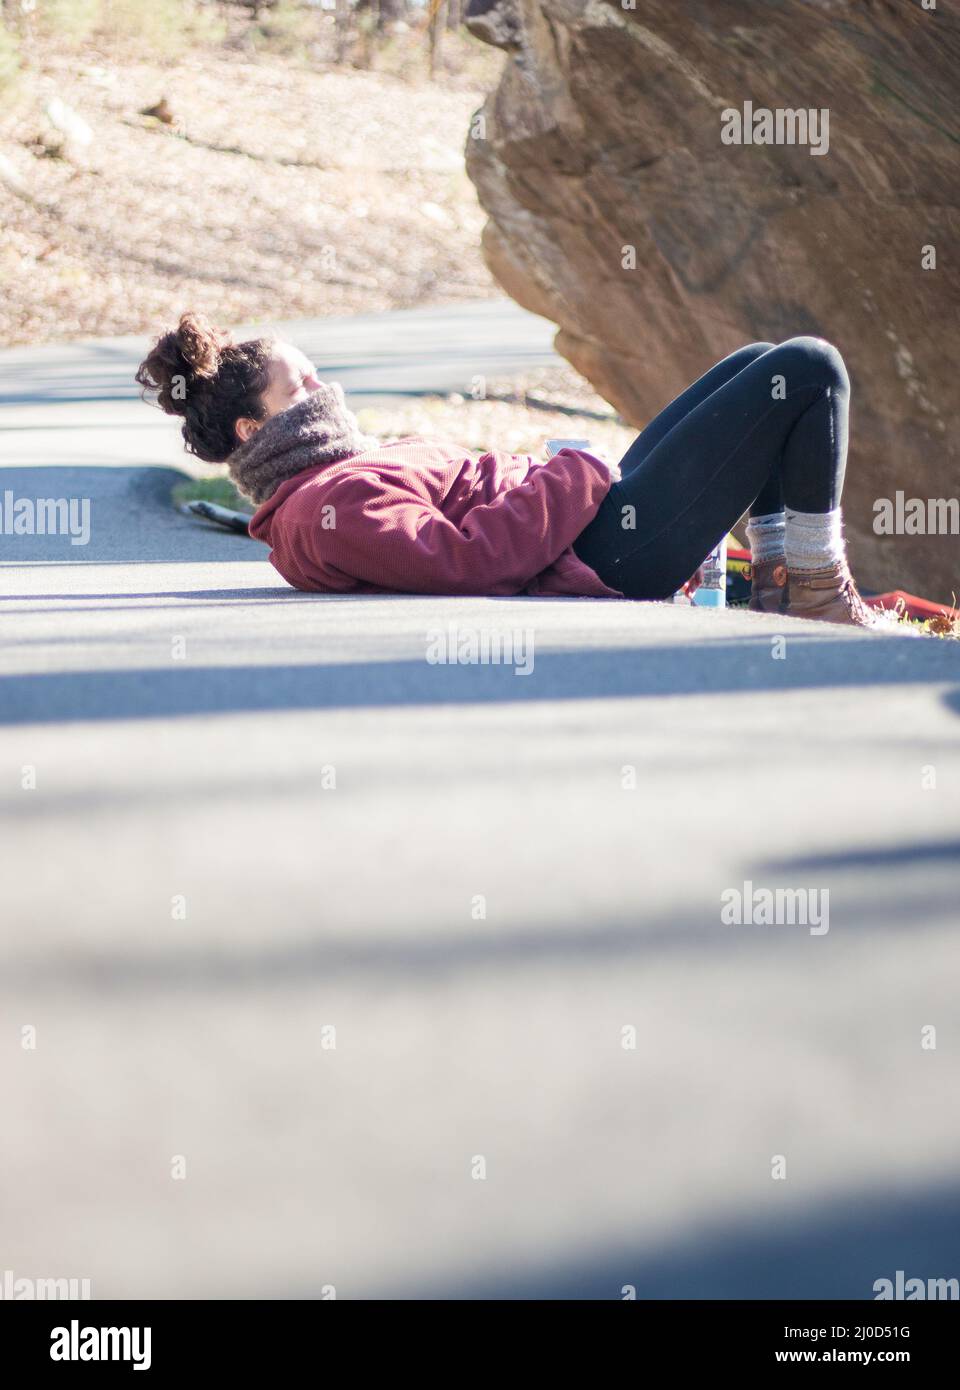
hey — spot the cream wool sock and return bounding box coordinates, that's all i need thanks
[746,512,786,563]
[784,507,845,571]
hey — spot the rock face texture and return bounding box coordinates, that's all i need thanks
[465,0,960,600]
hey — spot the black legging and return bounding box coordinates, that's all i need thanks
[571,337,850,599]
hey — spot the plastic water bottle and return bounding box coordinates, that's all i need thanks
[546,437,593,458]
[691,536,728,608]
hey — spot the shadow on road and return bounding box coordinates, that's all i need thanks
[374,1182,960,1299]
[0,466,261,564]
[2,639,959,726]
[3,884,955,995]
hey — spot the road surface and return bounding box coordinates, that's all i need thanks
[1,301,958,1298]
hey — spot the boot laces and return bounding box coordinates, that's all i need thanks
[840,575,871,623]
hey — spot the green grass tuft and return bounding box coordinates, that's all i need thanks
[172,476,254,514]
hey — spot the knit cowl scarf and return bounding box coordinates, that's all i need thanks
[227,383,378,506]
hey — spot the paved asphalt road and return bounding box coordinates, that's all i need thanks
[1,301,959,1299]
[0,298,560,409]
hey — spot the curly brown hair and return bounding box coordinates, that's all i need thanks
[135,311,275,463]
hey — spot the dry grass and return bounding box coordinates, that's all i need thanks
[870,596,960,640]
[355,366,636,461]
[0,10,502,345]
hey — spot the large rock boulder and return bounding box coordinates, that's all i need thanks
[465,0,960,601]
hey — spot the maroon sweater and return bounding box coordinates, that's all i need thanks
[247,436,623,598]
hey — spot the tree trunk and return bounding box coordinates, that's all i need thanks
[429,0,446,78]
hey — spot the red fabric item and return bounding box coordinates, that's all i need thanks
[248,436,623,598]
[865,590,960,621]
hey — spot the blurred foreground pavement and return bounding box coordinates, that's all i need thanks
[1,304,959,1299]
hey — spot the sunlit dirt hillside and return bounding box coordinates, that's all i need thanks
[0,13,501,345]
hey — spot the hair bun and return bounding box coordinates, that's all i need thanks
[135,311,235,417]
[175,310,233,381]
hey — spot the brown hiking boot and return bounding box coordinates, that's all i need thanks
[747,558,789,613]
[785,560,877,627]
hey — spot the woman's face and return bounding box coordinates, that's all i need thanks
[233,340,324,446]
[259,341,324,419]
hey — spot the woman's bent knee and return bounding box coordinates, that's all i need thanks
[774,336,849,392]
[735,341,776,363]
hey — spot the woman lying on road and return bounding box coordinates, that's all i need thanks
[136,311,875,626]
